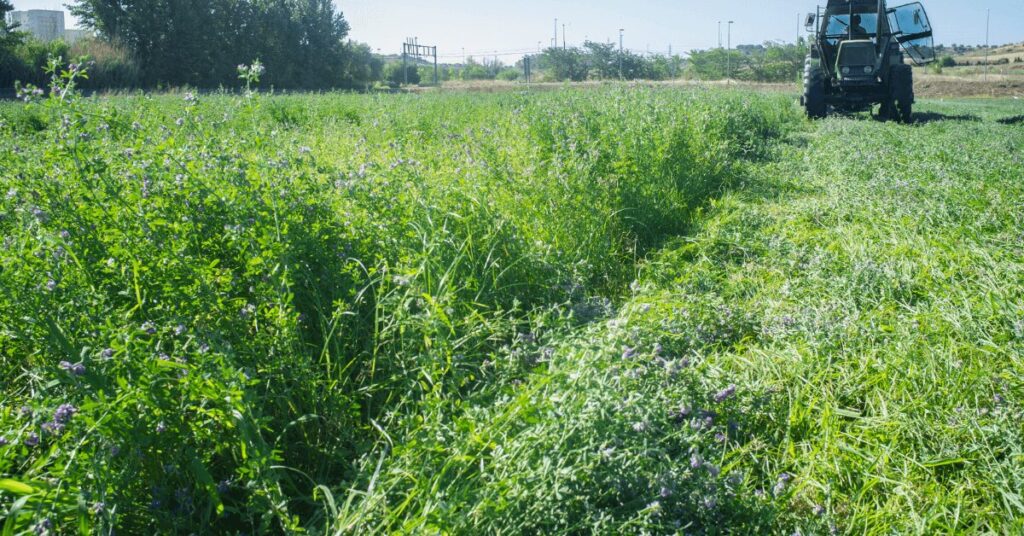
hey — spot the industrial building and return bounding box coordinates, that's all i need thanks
[7,10,91,44]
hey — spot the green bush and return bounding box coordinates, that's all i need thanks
[383,62,420,87]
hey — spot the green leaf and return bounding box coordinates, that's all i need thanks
[0,479,36,495]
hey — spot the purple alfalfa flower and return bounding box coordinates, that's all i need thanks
[702,496,718,510]
[71,363,86,376]
[33,518,52,535]
[652,343,663,356]
[59,230,70,240]
[632,421,648,433]
[54,404,77,424]
[155,421,167,434]
[141,321,157,335]
[45,279,57,292]
[690,452,704,469]
[217,480,231,495]
[19,406,32,418]
[774,473,792,496]
[31,207,47,222]
[0,436,9,447]
[622,346,636,359]
[660,486,673,498]
[174,324,187,337]
[298,146,312,155]
[41,421,64,435]
[100,348,114,359]
[91,502,105,515]
[715,432,727,443]
[240,303,256,319]
[25,432,40,447]
[59,361,73,371]
[714,384,737,403]
[704,463,721,477]
[814,504,826,516]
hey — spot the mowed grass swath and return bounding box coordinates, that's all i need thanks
[1,63,1022,534]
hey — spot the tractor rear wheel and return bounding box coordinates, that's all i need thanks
[890,65,914,124]
[803,60,826,119]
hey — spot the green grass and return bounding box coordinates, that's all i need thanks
[0,76,1022,534]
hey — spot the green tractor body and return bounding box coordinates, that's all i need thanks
[802,0,935,122]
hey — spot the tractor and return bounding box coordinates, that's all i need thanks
[802,0,935,122]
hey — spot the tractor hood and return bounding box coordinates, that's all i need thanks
[836,40,880,80]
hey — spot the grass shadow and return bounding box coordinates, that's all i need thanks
[997,115,1024,125]
[911,112,982,124]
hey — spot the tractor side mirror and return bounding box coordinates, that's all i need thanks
[805,13,817,31]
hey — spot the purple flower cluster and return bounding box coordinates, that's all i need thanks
[714,384,737,403]
[59,361,86,376]
[774,473,792,496]
[141,321,157,335]
[54,404,77,423]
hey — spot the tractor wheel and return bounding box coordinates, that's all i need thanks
[878,99,896,122]
[803,60,827,119]
[890,65,915,124]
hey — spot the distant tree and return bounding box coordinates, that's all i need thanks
[459,57,493,80]
[583,41,617,79]
[69,0,372,89]
[384,62,419,87]
[542,47,588,81]
[0,0,27,88]
[939,55,956,68]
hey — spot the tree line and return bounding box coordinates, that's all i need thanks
[2,0,383,91]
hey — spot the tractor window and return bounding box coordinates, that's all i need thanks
[824,13,880,42]
[888,2,935,64]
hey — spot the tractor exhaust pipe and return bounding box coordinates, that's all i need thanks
[877,0,886,53]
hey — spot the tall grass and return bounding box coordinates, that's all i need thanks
[0,72,797,533]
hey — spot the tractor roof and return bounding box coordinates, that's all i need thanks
[825,0,885,8]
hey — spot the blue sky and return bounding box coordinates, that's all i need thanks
[11,0,1023,61]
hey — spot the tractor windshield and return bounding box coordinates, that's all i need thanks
[823,12,880,41]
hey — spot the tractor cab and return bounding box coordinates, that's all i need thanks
[802,0,935,122]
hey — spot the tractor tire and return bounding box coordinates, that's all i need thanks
[890,65,914,124]
[803,60,827,119]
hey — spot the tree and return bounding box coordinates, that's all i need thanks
[68,0,371,89]
[0,0,27,88]
[384,62,419,87]
[542,47,588,82]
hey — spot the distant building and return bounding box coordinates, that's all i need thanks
[63,29,91,44]
[7,10,91,43]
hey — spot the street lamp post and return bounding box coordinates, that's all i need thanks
[619,28,625,80]
[718,21,722,48]
[727,21,734,82]
[985,9,991,81]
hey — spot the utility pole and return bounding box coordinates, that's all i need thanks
[669,44,675,79]
[985,9,991,81]
[718,21,722,48]
[554,18,558,48]
[563,23,567,50]
[619,28,625,79]
[727,21,734,83]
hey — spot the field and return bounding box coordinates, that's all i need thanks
[1,75,1023,535]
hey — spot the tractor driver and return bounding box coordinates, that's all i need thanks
[848,14,870,39]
